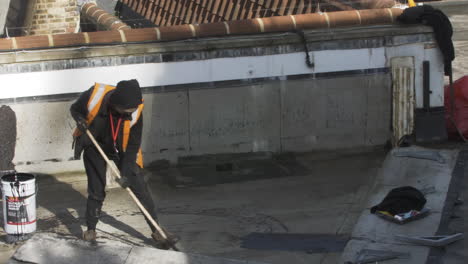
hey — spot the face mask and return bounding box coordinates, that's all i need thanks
[121,112,132,119]
[110,105,136,117]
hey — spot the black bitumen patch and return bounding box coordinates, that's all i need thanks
[0,105,16,171]
[156,153,309,188]
[241,233,349,253]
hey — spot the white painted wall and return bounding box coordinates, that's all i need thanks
[0,48,386,99]
[0,42,446,173]
[0,46,444,108]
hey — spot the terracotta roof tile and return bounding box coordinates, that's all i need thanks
[123,27,160,42]
[82,2,131,31]
[159,24,197,41]
[228,19,263,35]
[359,8,396,25]
[16,35,50,49]
[262,16,297,32]
[294,12,330,30]
[197,21,229,37]
[87,30,124,44]
[262,16,298,32]
[327,10,362,27]
[0,38,14,50]
[53,33,88,47]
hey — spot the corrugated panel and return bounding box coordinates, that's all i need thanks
[391,57,415,146]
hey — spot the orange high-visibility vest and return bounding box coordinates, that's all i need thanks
[74,83,144,168]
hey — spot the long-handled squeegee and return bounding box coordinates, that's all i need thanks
[86,130,179,251]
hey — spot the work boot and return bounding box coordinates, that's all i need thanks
[82,229,97,242]
[151,228,179,249]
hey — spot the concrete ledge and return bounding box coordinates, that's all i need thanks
[0,24,433,64]
[341,146,459,263]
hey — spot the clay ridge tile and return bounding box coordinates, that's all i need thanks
[87,31,123,44]
[0,38,15,50]
[82,2,131,31]
[159,24,197,41]
[53,33,88,47]
[123,28,160,42]
[16,35,50,49]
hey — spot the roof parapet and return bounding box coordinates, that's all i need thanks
[0,8,403,51]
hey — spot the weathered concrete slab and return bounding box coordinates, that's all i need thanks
[342,239,428,264]
[143,91,190,164]
[8,233,268,264]
[280,74,391,151]
[126,246,267,264]
[188,84,281,156]
[0,149,388,264]
[341,146,459,263]
[9,233,132,264]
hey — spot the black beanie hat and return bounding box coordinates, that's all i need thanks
[110,79,142,109]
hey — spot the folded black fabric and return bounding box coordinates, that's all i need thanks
[397,5,454,76]
[371,186,427,215]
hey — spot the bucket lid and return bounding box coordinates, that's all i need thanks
[1,173,35,183]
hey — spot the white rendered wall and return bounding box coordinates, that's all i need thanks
[0,43,445,173]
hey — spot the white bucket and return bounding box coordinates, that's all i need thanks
[1,173,37,234]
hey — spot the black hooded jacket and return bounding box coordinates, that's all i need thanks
[397,5,454,76]
[70,86,143,173]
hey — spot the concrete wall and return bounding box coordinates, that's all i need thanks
[0,26,445,174]
[280,75,392,151]
[141,74,392,163]
[4,73,392,173]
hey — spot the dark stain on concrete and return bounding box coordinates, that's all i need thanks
[37,216,62,230]
[156,153,308,188]
[0,105,16,171]
[44,158,62,162]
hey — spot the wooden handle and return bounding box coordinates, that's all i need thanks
[85,130,173,244]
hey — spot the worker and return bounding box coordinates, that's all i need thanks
[70,79,178,248]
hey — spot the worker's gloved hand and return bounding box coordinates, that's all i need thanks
[76,118,88,133]
[117,176,129,189]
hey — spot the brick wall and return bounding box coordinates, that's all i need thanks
[29,0,79,35]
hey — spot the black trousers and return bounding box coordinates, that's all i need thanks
[83,146,158,232]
